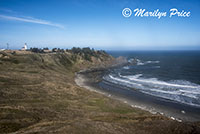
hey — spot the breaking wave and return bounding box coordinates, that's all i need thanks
[136,59,160,66]
[123,66,130,69]
[103,74,200,107]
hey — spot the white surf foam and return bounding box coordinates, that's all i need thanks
[123,66,130,69]
[146,60,160,64]
[103,74,200,107]
[135,59,160,66]
[122,75,199,89]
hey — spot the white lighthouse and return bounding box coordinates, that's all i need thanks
[21,43,27,51]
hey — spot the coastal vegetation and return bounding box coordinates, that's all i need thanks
[0,48,199,134]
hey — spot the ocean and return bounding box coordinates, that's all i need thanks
[104,51,200,108]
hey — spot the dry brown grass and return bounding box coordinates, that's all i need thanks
[0,51,199,134]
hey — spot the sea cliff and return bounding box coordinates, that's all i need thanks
[0,49,199,134]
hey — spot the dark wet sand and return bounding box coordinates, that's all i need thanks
[75,69,200,122]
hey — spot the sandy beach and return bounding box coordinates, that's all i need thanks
[75,68,200,122]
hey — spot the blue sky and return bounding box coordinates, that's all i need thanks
[0,0,200,50]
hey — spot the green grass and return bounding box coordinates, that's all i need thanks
[0,51,199,134]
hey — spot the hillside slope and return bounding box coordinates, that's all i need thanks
[0,50,199,134]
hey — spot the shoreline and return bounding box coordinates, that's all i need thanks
[75,68,200,122]
[75,70,172,119]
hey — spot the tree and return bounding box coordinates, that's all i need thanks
[43,47,49,50]
[52,48,57,52]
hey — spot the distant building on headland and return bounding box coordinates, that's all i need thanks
[21,43,28,51]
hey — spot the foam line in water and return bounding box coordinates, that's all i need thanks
[135,59,160,66]
[107,75,143,88]
[103,74,200,107]
[122,75,199,89]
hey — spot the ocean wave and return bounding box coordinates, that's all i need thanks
[136,59,145,65]
[135,59,160,66]
[122,75,198,89]
[153,66,160,68]
[103,74,200,107]
[146,60,160,64]
[128,58,134,63]
[105,74,143,88]
[123,66,130,69]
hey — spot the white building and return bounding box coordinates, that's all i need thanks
[21,43,27,51]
